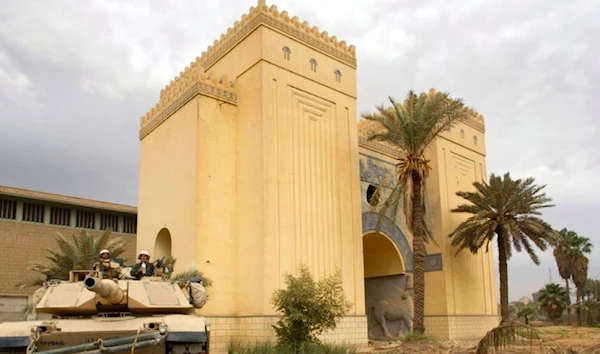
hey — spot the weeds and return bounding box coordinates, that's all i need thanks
[403,332,432,343]
[227,341,357,354]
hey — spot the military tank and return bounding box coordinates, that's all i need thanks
[0,269,210,354]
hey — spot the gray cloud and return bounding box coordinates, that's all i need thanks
[1,0,598,301]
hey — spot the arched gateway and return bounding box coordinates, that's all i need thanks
[362,212,413,339]
[135,1,500,352]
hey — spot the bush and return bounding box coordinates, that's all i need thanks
[270,264,352,349]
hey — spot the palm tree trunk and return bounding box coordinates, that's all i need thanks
[576,288,582,326]
[410,171,426,334]
[497,230,509,323]
[565,279,571,325]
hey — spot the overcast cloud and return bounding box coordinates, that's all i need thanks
[1,0,598,301]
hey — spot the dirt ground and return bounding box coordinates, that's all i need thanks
[360,326,600,353]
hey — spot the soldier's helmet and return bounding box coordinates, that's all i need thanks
[138,250,150,259]
[100,249,110,256]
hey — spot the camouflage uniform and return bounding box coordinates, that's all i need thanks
[93,249,121,279]
[130,250,155,279]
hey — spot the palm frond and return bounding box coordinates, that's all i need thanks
[475,321,562,354]
[371,174,405,235]
[171,269,213,288]
[449,172,556,259]
[15,277,45,290]
[16,229,131,290]
[571,254,589,290]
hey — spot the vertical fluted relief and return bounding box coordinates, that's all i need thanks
[448,152,486,314]
[288,87,340,277]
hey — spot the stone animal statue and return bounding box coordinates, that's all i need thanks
[369,289,414,338]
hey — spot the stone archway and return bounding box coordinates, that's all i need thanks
[362,212,413,271]
[363,232,405,278]
[154,228,172,260]
[362,212,413,339]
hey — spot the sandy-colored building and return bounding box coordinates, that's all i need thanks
[0,185,137,322]
[135,0,499,352]
[0,0,499,350]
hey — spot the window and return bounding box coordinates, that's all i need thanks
[0,199,17,220]
[282,46,291,60]
[123,215,137,234]
[22,202,44,223]
[460,129,464,139]
[309,59,317,72]
[366,184,379,206]
[100,213,119,232]
[76,210,95,229]
[473,135,478,145]
[334,69,342,82]
[50,207,71,226]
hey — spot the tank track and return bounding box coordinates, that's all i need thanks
[1,343,208,354]
[167,342,208,354]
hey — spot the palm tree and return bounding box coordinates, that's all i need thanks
[16,229,130,289]
[538,283,569,324]
[580,298,600,325]
[553,228,593,325]
[584,278,600,300]
[517,306,535,325]
[572,254,590,326]
[361,89,480,334]
[448,173,557,323]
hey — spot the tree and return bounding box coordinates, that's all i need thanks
[572,254,590,326]
[580,298,600,325]
[584,278,600,300]
[517,305,535,325]
[16,229,130,289]
[538,283,569,324]
[552,228,593,325]
[448,173,557,323]
[509,302,525,318]
[361,89,479,333]
[270,264,352,350]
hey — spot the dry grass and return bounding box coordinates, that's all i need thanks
[227,326,600,354]
[357,325,600,354]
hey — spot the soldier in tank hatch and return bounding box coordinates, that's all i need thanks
[130,250,155,279]
[93,249,121,279]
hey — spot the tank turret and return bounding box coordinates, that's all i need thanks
[33,271,198,317]
[0,269,211,354]
[84,276,126,304]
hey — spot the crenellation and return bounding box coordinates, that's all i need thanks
[139,63,237,139]
[195,0,355,71]
[140,0,358,140]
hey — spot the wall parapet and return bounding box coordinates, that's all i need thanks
[138,0,357,141]
[139,68,237,140]
[197,0,357,70]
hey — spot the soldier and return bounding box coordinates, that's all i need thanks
[93,249,121,279]
[130,250,155,279]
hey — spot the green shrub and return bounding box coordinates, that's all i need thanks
[270,264,352,349]
[403,332,431,342]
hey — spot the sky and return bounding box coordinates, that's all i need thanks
[0,0,598,302]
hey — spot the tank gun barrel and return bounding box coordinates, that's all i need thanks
[84,276,125,304]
